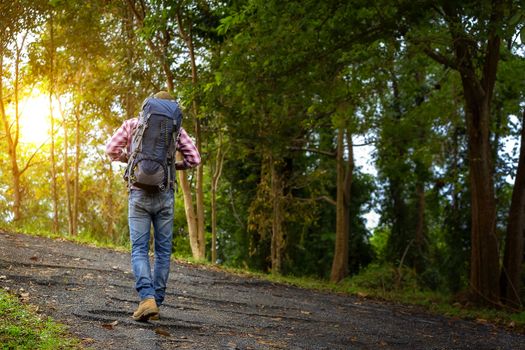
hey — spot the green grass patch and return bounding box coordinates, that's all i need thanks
[0,289,81,349]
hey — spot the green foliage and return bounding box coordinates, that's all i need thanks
[0,289,81,349]
[347,263,419,293]
[1,0,525,307]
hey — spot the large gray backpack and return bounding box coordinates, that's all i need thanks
[124,97,183,192]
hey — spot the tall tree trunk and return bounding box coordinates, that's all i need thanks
[0,40,26,222]
[414,179,426,272]
[49,12,59,234]
[270,156,284,274]
[177,11,206,259]
[440,0,502,305]
[464,90,500,305]
[386,74,411,262]
[72,109,80,235]
[414,157,427,273]
[500,109,525,308]
[105,162,115,241]
[211,133,225,264]
[178,165,200,258]
[413,71,427,273]
[13,41,21,222]
[62,108,73,236]
[0,33,37,223]
[330,127,353,282]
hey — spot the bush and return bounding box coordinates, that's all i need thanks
[348,263,420,293]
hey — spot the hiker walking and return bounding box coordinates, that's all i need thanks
[105,91,200,321]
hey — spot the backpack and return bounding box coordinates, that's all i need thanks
[124,97,183,192]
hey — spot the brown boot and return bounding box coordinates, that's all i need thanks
[132,298,159,321]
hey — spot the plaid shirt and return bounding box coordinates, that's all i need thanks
[105,118,201,170]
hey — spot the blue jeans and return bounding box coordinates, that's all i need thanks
[128,189,174,306]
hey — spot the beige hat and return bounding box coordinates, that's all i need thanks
[153,91,175,100]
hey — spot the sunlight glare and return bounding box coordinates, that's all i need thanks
[19,91,52,145]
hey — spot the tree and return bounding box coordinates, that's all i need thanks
[0,0,43,222]
[501,109,525,307]
[125,0,208,259]
[373,0,524,305]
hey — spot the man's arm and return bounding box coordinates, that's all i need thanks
[175,127,201,170]
[106,119,134,163]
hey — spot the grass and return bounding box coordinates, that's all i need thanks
[0,289,81,349]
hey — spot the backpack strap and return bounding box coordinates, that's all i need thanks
[167,119,182,191]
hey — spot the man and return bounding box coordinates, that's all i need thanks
[106,91,200,321]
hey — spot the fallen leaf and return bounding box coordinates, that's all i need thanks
[257,339,286,348]
[154,328,171,337]
[102,320,118,330]
[30,256,38,261]
[357,292,368,298]
[300,310,311,315]
[476,318,488,324]
[19,292,30,302]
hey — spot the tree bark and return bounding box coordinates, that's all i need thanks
[330,127,353,282]
[61,103,73,236]
[49,12,59,234]
[500,109,525,308]
[439,0,502,305]
[270,156,284,274]
[177,11,206,259]
[211,133,225,264]
[73,108,80,235]
[0,38,27,222]
[464,89,500,305]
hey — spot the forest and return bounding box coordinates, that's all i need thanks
[1,0,524,310]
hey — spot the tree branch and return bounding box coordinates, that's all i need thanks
[19,141,46,175]
[287,146,336,157]
[422,47,458,70]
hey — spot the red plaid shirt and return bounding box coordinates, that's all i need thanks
[105,118,201,170]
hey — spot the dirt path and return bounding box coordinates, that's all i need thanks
[0,231,523,350]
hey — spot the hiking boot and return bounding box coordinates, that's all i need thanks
[132,298,159,321]
[149,312,160,321]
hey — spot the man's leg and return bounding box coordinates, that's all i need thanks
[128,190,156,301]
[152,190,174,307]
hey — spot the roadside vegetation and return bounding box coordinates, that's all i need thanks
[0,288,81,349]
